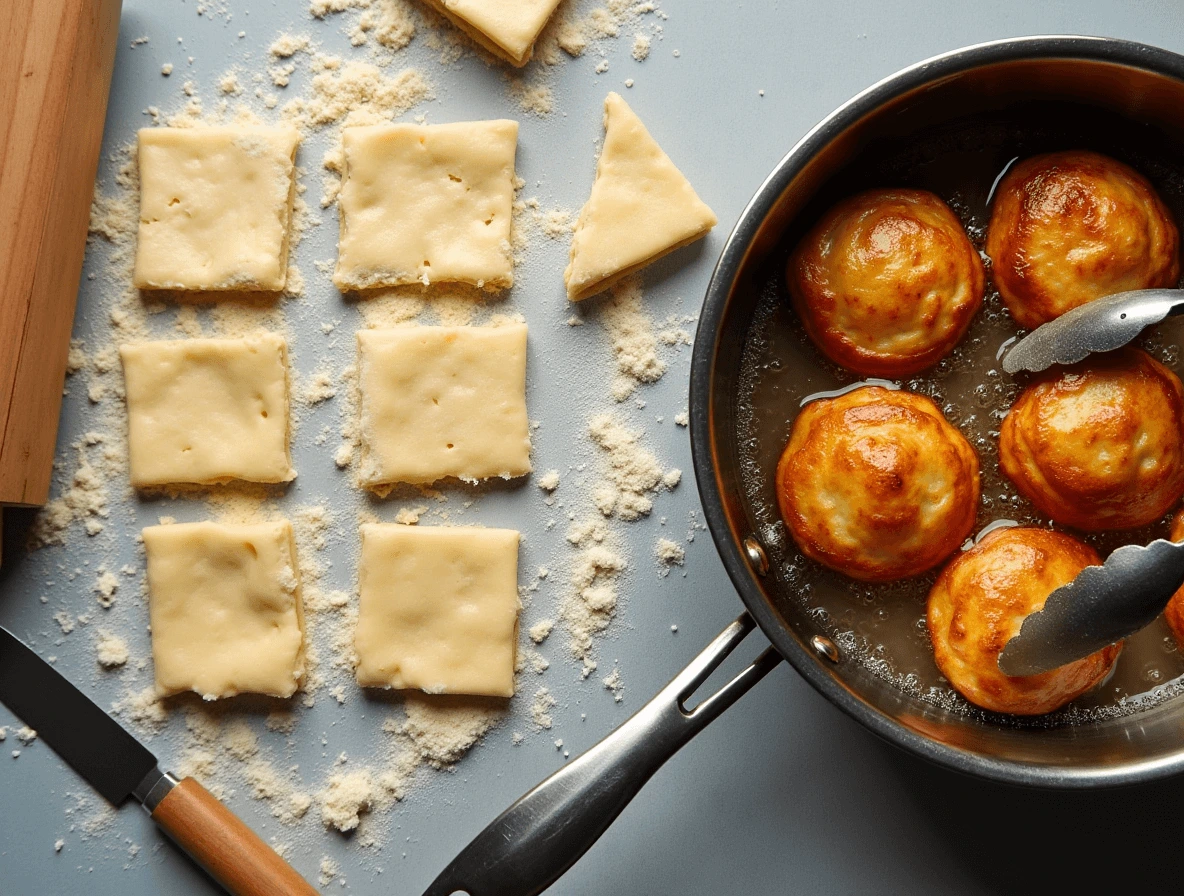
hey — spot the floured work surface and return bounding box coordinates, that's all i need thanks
[6,0,712,891]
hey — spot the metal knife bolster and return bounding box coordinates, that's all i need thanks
[132,766,178,814]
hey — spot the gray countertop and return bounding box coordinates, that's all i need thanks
[3,0,1184,893]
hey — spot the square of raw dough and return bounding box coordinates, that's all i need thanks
[419,0,564,67]
[356,324,531,487]
[355,524,520,697]
[120,333,295,488]
[134,125,300,291]
[334,121,518,291]
[144,520,305,699]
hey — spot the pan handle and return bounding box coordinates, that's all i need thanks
[422,613,782,896]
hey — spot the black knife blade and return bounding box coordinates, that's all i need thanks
[0,626,158,805]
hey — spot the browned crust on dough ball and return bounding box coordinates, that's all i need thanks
[776,386,980,582]
[985,150,1179,329]
[999,348,1184,531]
[787,188,985,377]
[927,527,1121,715]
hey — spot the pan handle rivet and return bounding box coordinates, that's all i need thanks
[743,536,769,576]
[811,635,840,663]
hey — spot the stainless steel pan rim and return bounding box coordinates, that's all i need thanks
[689,34,1184,789]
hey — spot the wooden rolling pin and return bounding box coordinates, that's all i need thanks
[0,0,122,506]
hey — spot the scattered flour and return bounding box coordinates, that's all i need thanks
[94,569,119,608]
[532,687,556,729]
[395,505,427,524]
[244,759,312,824]
[285,59,431,130]
[344,0,418,51]
[565,528,626,661]
[114,688,167,734]
[540,0,659,61]
[319,857,341,886]
[401,695,504,768]
[588,413,676,520]
[310,0,369,16]
[537,470,560,492]
[177,749,219,788]
[542,208,574,238]
[224,721,259,761]
[269,34,312,58]
[597,278,666,401]
[266,711,299,735]
[301,368,337,404]
[529,619,555,644]
[603,667,624,701]
[28,438,112,549]
[95,631,129,668]
[319,769,375,832]
[655,537,685,572]
[218,70,242,95]
[53,611,75,635]
[506,74,554,117]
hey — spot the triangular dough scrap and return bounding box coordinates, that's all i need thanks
[564,92,718,302]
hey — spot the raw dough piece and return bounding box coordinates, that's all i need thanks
[143,521,305,699]
[334,121,518,291]
[134,126,299,291]
[417,0,563,67]
[565,93,718,301]
[120,333,294,487]
[355,524,520,697]
[356,325,531,486]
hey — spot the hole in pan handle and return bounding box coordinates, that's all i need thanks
[421,613,783,896]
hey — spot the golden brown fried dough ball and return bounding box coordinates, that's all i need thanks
[787,189,985,377]
[1164,510,1184,647]
[985,150,1179,329]
[927,527,1121,715]
[776,386,980,581]
[999,348,1184,531]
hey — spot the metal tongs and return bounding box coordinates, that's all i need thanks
[997,287,1184,676]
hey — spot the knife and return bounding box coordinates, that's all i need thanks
[0,626,317,896]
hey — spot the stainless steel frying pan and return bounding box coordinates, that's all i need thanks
[425,36,1184,896]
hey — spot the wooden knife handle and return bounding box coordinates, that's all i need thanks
[151,777,318,896]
